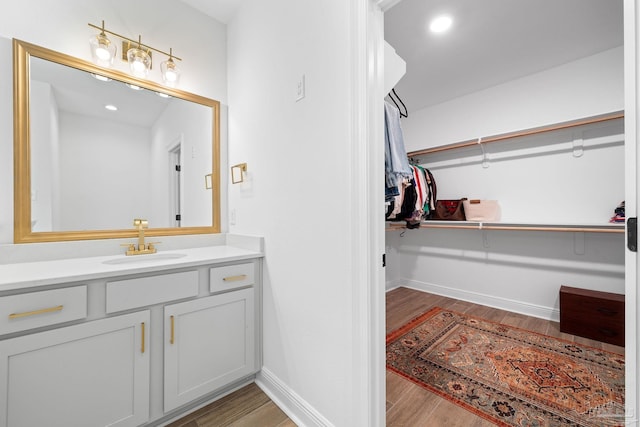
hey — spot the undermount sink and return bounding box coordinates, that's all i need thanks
[103,253,187,265]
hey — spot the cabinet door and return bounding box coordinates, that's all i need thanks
[0,311,150,427]
[164,288,255,412]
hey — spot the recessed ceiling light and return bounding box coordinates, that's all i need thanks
[105,104,118,111]
[126,83,143,91]
[429,15,453,33]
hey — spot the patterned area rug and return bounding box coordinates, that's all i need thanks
[386,307,625,427]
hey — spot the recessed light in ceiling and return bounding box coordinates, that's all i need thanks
[429,15,453,33]
[105,104,118,111]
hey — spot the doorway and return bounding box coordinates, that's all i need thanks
[168,140,182,227]
[376,0,636,424]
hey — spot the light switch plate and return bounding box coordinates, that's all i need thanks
[296,74,305,101]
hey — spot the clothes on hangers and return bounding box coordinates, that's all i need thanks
[384,100,412,201]
[385,165,437,228]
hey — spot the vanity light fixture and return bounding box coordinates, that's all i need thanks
[89,20,117,67]
[88,21,183,85]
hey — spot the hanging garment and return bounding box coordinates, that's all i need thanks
[384,100,412,201]
[385,166,438,229]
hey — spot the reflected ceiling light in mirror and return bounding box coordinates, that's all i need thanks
[161,48,181,87]
[104,104,118,111]
[89,20,117,67]
[91,73,112,82]
[125,83,144,91]
[127,36,152,78]
[429,15,453,33]
[157,92,170,98]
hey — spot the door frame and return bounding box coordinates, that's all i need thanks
[624,0,639,424]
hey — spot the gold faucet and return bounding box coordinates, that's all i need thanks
[123,219,159,255]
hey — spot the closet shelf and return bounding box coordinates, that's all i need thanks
[385,221,625,234]
[406,110,624,158]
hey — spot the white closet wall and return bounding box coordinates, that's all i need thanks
[386,46,625,321]
[401,46,623,151]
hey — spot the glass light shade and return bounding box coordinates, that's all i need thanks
[127,47,151,78]
[161,59,181,87]
[89,33,116,67]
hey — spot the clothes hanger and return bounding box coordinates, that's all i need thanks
[388,88,408,118]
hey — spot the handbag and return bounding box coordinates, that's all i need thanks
[430,198,467,221]
[462,199,501,221]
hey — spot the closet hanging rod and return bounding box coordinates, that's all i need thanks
[386,222,624,234]
[407,110,624,158]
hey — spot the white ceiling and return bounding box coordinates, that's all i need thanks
[177,0,244,24]
[385,0,624,114]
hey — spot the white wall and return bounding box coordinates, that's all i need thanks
[29,80,57,232]
[386,46,626,321]
[150,100,213,228]
[0,38,14,242]
[401,46,623,151]
[0,0,227,244]
[58,112,152,230]
[227,0,360,425]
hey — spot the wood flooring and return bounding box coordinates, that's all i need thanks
[385,287,625,427]
[168,286,625,426]
[166,383,296,427]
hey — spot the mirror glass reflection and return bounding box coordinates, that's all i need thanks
[13,39,221,242]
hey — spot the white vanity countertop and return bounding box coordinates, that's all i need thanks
[0,245,263,292]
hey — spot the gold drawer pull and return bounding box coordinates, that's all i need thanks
[170,315,175,345]
[141,322,146,354]
[9,305,64,319]
[223,274,247,282]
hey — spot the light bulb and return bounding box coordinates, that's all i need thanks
[95,42,111,60]
[127,47,151,78]
[132,59,145,73]
[161,57,180,87]
[165,70,178,82]
[89,33,116,67]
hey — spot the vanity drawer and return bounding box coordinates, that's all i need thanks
[0,286,87,335]
[559,285,624,347]
[210,263,255,293]
[106,270,199,313]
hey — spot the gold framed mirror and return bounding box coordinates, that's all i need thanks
[13,39,221,243]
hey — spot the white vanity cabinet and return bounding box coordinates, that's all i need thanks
[164,287,255,411]
[0,244,263,427]
[0,310,150,427]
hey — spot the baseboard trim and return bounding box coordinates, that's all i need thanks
[385,278,404,292]
[256,367,334,427]
[391,279,560,322]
